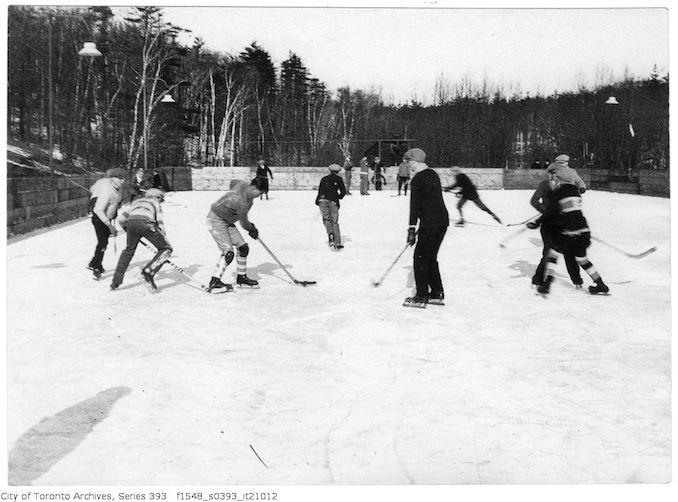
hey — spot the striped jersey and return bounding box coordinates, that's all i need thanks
[543,183,589,236]
[128,196,164,227]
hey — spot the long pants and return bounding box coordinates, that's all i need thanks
[545,231,602,284]
[344,170,352,193]
[319,199,341,245]
[88,214,111,271]
[458,196,497,219]
[413,227,447,297]
[360,173,369,194]
[397,177,409,195]
[533,224,581,285]
[111,219,172,287]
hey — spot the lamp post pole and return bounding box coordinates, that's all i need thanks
[48,18,54,175]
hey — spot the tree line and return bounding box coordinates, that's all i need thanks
[7,6,669,174]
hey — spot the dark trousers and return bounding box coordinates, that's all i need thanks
[397,177,409,195]
[89,214,111,271]
[533,225,582,284]
[112,220,172,287]
[413,227,447,297]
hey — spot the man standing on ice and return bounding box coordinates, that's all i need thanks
[527,162,609,296]
[443,166,502,226]
[205,178,265,293]
[315,163,347,250]
[403,148,449,308]
[110,188,172,293]
[87,168,126,280]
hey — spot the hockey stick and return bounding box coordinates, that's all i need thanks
[505,214,540,227]
[591,236,657,259]
[257,237,317,287]
[498,226,528,248]
[139,240,210,291]
[372,242,411,287]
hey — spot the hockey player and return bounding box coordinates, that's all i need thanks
[110,189,172,292]
[87,168,126,280]
[530,154,585,288]
[205,178,265,293]
[443,166,502,226]
[527,164,609,296]
[403,148,449,308]
[255,159,274,200]
[315,163,347,250]
[359,156,370,195]
[396,160,410,196]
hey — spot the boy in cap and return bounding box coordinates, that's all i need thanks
[527,164,609,296]
[315,163,347,250]
[404,148,449,308]
[205,178,265,293]
[444,166,502,226]
[87,168,126,279]
[110,188,172,292]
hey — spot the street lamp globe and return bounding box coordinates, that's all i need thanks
[78,42,102,58]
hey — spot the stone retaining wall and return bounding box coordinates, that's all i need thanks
[7,166,669,236]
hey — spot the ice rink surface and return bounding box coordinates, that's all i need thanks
[4,188,672,488]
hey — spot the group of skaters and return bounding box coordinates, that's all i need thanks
[86,150,609,303]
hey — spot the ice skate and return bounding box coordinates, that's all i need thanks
[403,296,428,309]
[237,274,260,289]
[455,218,465,227]
[536,277,552,297]
[207,276,233,294]
[427,291,445,306]
[88,265,104,280]
[328,233,337,251]
[141,270,158,293]
[588,280,610,295]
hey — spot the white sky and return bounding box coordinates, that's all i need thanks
[134,2,672,104]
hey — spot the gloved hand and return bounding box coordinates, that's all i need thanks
[248,225,259,240]
[407,228,416,246]
[526,221,539,230]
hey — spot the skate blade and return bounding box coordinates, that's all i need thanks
[209,288,234,294]
[403,302,427,309]
[589,291,611,296]
[237,284,260,289]
[427,299,445,306]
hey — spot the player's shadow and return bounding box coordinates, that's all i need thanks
[527,237,543,248]
[155,263,204,292]
[8,386,132,485]
[33,263,67,269]
[508,260,535,279]
[226,261,289,285]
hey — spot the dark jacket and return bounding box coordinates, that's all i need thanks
[541,183,589,236]
[409,168,449,228]
[446,172,478,199]
[256,165,273,179]
[315,172,347,208]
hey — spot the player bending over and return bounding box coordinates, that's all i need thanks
[110,188,172,293]
[443,166,502,226]
[205,178,265,293]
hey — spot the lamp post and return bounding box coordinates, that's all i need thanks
[47,10,101,175]
[605,95,636,171]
